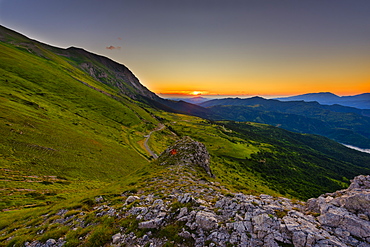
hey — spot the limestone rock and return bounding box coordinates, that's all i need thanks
[195,211,218,230]
[157,136,214,177]
[112,233,121,244]
[138,218,163,229]
[19,172,370,247]
[125,195,140,204]
[348,175,370,190]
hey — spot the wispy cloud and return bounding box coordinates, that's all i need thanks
[118,37,122,40]
[106,45,121,50]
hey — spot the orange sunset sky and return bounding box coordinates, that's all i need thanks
[1,1,369,97]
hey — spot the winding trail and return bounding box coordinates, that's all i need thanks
[144,124,165,159]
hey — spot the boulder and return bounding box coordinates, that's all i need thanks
[125,195,140,204]
[112,233,122,244]
[138,218,163,229]
[157,136,214,177]
[195,211,218,230]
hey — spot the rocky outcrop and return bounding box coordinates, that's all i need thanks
[306,175,370,244]
[17,143,370,247]
[21,174,370,247]
[108,175,370,247]
[157,136,214,177]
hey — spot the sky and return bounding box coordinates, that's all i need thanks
[1,0,369,97]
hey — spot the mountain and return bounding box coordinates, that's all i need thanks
[0,25,212,119]
[276,92,370,109]
[0,26,157,101]
[200,97,370,149]
[200,96,370,117]
[1,25,370,246]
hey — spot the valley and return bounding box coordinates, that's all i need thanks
[199,97,370,149]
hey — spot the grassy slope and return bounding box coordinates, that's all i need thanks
[0,41,160,210]
[150,111,370,200]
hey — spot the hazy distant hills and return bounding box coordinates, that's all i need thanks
[200,97,370,148]
[168,96,210,104]
[275,92,370,109]
[200,96,370,117]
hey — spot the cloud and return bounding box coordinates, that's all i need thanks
[106,45,121,50]
[118,37,122,40]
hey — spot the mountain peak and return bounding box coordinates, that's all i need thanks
[298,92,339,98]
[276,92,370,109]
[66,46,87,52]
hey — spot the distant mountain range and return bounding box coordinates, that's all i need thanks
[166,96,210,104]
[200,96,370,149]
[275,92,370,109]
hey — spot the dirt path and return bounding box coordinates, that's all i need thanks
[144,124,165,159]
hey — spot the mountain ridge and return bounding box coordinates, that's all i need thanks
[275,92,370,109]
[200,97,370,148]
[0,25,212,118]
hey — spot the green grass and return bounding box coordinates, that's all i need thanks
[151,111,370,200]
[0,41,163,210]
[152,112,283,197]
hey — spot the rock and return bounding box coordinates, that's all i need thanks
[138,218,163,229]
[125,195,140,204]
[153,199,164,205]
[95,196,104,203]
[292,231,306,247]
[157,136,214,177]
[45,239,56,246]
[195,211,218,230]
[178,207,188,219]
[157,212,166,218]
[305,198,320,214]
[56,209,68,216]
[112,233,121,244]
[348,175,370,190]
[142,234,149,241]
[178,229,192,239]
[178,193,194,204]
[359,214,369,221]
[342,192,370,215]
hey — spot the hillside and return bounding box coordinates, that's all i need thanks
[200,97,370,149]
[275,92,370,109]
[158,114,370,200]
[1,25,370,246]
[1,138,370,246]
[0,25,212,119]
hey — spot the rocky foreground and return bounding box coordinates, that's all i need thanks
[23,137,370,246]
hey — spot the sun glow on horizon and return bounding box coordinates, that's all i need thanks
[154,86,370,98]
[158,90,211,96]
[190,91,208,96]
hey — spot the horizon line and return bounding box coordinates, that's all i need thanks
[157,92,369,98]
